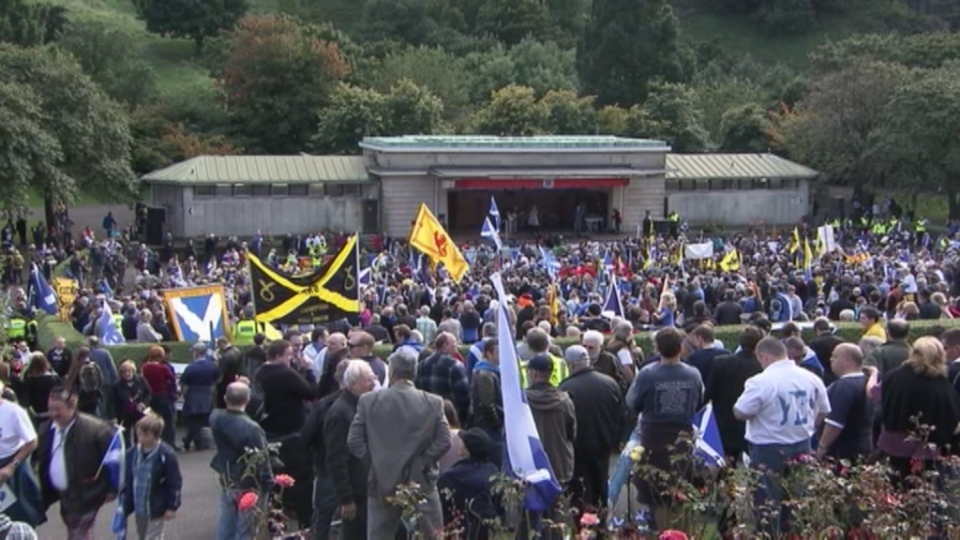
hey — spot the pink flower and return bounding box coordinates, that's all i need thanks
[274,474,295,488]
[659,531,689,540]
[237,491,259,512]
[579,512,599,527]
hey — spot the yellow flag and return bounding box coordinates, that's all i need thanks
[260,321,283,341]
[408,203,469,283]
[719,250,740,272]
[803,238,814,269]
[788,227,801,254]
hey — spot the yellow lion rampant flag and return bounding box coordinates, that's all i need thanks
[409,203,470,283]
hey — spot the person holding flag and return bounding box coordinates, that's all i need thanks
[408,204,469,283]
[27,264,58,316]
[36,385,122,538]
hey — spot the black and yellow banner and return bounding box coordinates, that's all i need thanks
[249,235,361,325]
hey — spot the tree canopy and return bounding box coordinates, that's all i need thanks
[131,0,249,53]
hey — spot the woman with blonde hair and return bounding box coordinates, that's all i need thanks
[868,336,960,483]
[931,292,953,319]
[652,291,676,327]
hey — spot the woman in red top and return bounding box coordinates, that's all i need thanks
[140,346,177,446]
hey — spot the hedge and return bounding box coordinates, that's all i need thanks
[38,310,960,368]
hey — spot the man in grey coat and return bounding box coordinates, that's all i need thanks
[348,350,451,539]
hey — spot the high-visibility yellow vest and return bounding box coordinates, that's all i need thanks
[7,319,26,338]
[915,220,927,233]
[519,354,569,388]
[233,320,257,344]
[668,212,679,223]
[112,314,123,328]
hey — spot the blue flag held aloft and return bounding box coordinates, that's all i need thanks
[601,273,624,318]
[28,264,58,315]
[480,217,502,251]
[692,403,725,467]
[488,196,501,230]
[96,301,126,345]
[491,273,562,511]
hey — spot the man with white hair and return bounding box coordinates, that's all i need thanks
[581,330,625,387]
[416,306,438,345]
[559,345,623,518]
[348,350,450,539]
[324,360,377,539]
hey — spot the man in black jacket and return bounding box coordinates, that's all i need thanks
[808,317,844,385]
[325,360,378,540]
[301,360,350,540]
[713,290,743,326]
[704,326,764,462]
[684,325,731,386]
[558,345,623,518]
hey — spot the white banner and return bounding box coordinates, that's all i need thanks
[818,225,837,253]
[684,242,714,260]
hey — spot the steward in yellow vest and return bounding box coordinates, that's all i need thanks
[519,352,569,388]
[233,319,257,345]
[6,318,26,339]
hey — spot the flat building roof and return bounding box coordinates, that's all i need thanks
[359,135,669,152]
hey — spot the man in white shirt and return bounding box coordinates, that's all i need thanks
[301,327,328,379]
[734,337,830,537]
[0,383,37,474]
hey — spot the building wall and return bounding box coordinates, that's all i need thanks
[622,175,667,232]
[667,181,809,225]
[176,189,364,237]
[380,175,436,238]
[151,184,185,237]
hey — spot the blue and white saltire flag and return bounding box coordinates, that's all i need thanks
[490,273,562,512]
[358,267,372,286]
[480,217,503,251]
[692,403,725,467]
[96,300,126,345]
[488,196,501,230]
[100,429,126,540]
[29,264,58,315]
[538,247,560,279]
[601,273,624,319]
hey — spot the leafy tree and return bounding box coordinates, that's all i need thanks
[544,0,586,46]
[218,15,349,154]
[463,46,517,103]
[625,82,710,152]
[579,0,687,106]
[362,0,465,46]
[382,78,445,134]
[718,103,774,152]
[541,90,596,134]
[473,84,548,135]
[508,38,579,95]
[57,19,157,107]
[475,0,553,46]
[0,0,67,46]
[878,64,960,217]
[757,0,815,34]
[313,79,444,154]
[0,45,136,224]
[131,0,249,54]
[693,77,767,142]
[596,105,629,135]
[780,60,908,186]
[809,33,960,74]
[367,46,471,120]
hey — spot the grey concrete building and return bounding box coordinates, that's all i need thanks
[665,153,818,226]
[142,155,378,237]
[140,137,818,239]
[360,135,671,237]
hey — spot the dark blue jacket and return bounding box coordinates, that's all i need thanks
[122,442,182,519]
[180,358,220,416]
[437,458,499,528]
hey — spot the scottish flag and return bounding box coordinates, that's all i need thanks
[29,264,57,315]
[538,247,560,279]
[490,273,562,511]
[480,217,502,251]
[359,267,372,286]
[488,196,501,230]
[96,301,126,345]
[100,429,127,540]
[601,273,624,318]
[692,403,725,467]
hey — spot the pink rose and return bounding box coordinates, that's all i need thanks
[238,491,259,512]
[579,512,599,527]
[659,530,689,540]
[274,474,295,488]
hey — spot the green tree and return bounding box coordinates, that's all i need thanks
[218,15,349,154]
[509,38,579,95]
[382,78,445,134]
[625,82,709,152]
[718,103,773,152]
[363,0,465,46]
[313,84,387,154]
[367,46,471,121]
[131,0,249,53]
[597,105,629,135]
[57,19,157,107]
[541,90,596,134]
[578,0,687,106]
[780,60,908,186]
[476,0,553,45]
[473,84,548,135]
[757,0,815,34]
[0,0,67,46]
[879,64,960,218]
[0,45,136,224]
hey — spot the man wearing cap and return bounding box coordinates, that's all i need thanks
[559,345,622,517]
[808,317,843,385]
[525,354,576,488]
[180,342,220,451]
[437,428,499,538]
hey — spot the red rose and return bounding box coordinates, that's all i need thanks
[659,530,689,540]
[238,491,259,512]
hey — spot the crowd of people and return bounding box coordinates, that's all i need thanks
[3,199,960,538]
